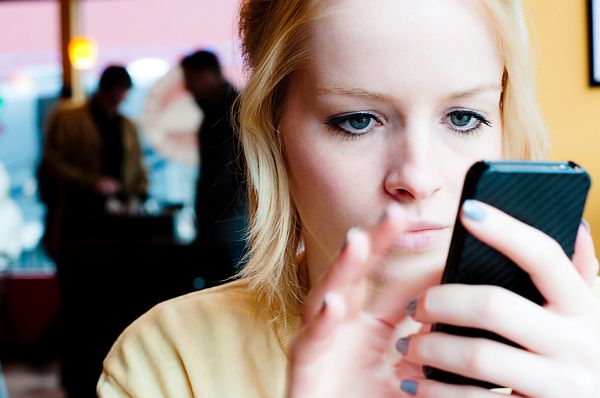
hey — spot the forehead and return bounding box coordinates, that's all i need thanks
[307,0,503,98]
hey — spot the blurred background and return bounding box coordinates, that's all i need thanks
[0,1,243,397]
[0,0,600,397]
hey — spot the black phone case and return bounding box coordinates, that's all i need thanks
[424,161,591,389]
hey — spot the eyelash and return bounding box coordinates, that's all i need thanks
[443,110,492,135]
[324,112,382,138]
[324,110,493,138]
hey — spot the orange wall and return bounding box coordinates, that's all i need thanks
[526,1,600,254]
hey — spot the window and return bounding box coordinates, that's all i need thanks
[0,0,61,270]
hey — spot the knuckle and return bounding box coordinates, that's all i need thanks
[475,286,504,323]
[420,288,440,317]
[556,366,596,397]
[412,335,431,362]
[463,341,491,375]
[544,236,566,261]
[576,326,600,364]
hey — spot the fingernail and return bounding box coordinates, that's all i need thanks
[340,235,349,252]
[400,379,417,395]
[406,298,417,317]
[462,200,486,221]
[342,228,358,252]
[322,292,337,313]
[345,227,369,262]
[322,292,346,317]
[346,227,361,243]
[320,298,327,314]
[395,336,410,355]
[323,292,336,312]
[581,219,591,233]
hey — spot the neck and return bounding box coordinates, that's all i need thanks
[303,234,337,291]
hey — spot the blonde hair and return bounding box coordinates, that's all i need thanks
[237,0,548,318]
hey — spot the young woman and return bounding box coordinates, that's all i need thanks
[97,0,600,397]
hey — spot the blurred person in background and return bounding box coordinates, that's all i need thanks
[181,50,247,277]
[37,65,148,258]
[37,65,147,398]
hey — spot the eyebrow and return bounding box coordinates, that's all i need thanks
[317,86,397,103]
[316,84,503,104]
[444,84,503,101]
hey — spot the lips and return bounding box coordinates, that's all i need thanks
[393,222,449,251]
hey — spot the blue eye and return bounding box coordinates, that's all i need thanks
[450,112,473,127]
[347,115,372,130]
[445,110,491,134]
[326,112,380,136]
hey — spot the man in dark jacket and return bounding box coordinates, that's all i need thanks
[38,65,148,257]
[181,50,247,276]
[37,65,147,398]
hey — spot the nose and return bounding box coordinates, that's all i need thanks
[383,128,442,202]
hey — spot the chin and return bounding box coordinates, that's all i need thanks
[368,250,447,288]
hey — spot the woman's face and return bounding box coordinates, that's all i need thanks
[280,0,504,286]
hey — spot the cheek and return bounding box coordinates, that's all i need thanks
[281,124,385,253]
[438,127,503,206]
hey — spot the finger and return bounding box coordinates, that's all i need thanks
[410,284,568,355]
[361,204,441,325]
[369,202,409,254]
[292,292,346,366]
[287,293,346,398]
[303,203,408,322]
[401,332,553,398]
[398,377,518,397]
[572,221,599,287]
[460,200,593,313]
[302,228,370,322]
[367,267,442,327]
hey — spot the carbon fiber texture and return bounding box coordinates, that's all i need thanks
[457,171,589,302]
[425,162,591,388]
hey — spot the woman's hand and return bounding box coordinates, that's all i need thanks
[398,200,600,397]
[287,203,435,398]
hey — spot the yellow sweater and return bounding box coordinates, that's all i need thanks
[97,279,300,397]
[98,278,600,397]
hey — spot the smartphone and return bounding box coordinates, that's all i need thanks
[424,160,591,389]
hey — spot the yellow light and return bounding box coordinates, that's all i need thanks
[68,37,98,70]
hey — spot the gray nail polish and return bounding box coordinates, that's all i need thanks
[581,219,591,233]
[340,236,349,252]
[406,299,417,317]
[400,379,417,395]
[463,200,486,221]
[396,336,410,355]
